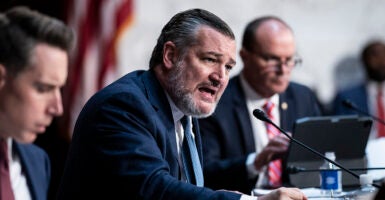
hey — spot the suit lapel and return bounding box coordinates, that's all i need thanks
[141,71,179,171]
[232,77,255,152]
[279,90,291,131]
[279,83,297,131]
[358,84,370,113]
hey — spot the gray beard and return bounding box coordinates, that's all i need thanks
[166,62,216,118]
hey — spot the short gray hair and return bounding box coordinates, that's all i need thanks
[149,8,234,69]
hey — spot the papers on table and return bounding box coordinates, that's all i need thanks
[252,188,348,199]
[366,137,385,180]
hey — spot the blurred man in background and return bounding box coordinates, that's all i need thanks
[199,16,321,193]
[333,40,385,139]
[333,40,385,180]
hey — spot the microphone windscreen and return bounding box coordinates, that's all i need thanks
[342,99,355,109]
[252,109,270,122]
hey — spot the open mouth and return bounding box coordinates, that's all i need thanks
[199,87,215,95]
[198,86,217,102]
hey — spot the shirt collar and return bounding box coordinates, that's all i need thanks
[165,93,184,124]
[367,80,385,95]
[0,137,13,162]
[239,74,279,105]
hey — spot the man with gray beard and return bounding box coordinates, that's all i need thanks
[58,9,307,200]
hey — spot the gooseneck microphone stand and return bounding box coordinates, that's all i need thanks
[253,109,382,189]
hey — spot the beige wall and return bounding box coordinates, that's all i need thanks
[117,0,385,104]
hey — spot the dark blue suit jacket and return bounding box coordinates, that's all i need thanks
[333,84,369,115]
[198,76,321,193]
[58,70,240,200]
[13,141,50,200]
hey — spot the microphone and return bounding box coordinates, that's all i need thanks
[287,165,385,174]
[252,109,382,188]
[342,99,385,126]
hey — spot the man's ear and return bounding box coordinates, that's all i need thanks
[239,48,248,62]
[163,41,178,70]
[0,64,7,89]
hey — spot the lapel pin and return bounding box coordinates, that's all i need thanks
[281,102,288,110]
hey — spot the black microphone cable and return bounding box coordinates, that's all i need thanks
[287,165,385,174]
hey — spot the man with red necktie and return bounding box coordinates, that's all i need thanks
[199,16,321,193]
[334,41,385,139]
[376,85,385,138]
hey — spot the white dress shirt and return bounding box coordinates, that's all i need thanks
[165,93,257,199]
[166,94,193,183]
[366,81,385,140]
[239,75,280,188]
[6,138,32,200]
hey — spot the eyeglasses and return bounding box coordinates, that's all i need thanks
[261,56,302,69]
[249,50,302,70]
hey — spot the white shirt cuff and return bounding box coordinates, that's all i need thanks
[246,152,259,178]
[240,194,258,200]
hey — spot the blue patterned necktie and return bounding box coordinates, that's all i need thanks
[180,116,204,187]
